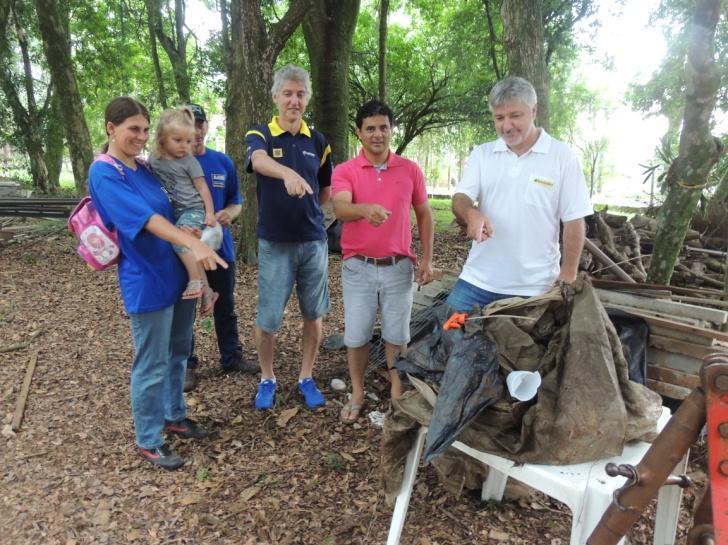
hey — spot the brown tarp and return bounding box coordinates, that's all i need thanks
[382,275,663,505]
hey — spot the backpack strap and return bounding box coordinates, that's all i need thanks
[95,153,150,178]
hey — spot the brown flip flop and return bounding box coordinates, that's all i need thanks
[339,400,365,424]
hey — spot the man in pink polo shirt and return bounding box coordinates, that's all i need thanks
[332,100,434,424]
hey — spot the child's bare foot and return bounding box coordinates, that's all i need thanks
[200,287,219,316]
[182,279,205,299]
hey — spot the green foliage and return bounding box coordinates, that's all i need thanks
[195,467,210,481]
[639,135,677,196]
[199,316,214,333]
[627,0,728,138]
[324,452,344,472]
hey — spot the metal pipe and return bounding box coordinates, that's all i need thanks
[583,238,637,283]
[587,387,706,544]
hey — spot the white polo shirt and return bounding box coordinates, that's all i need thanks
[455,130,592,296]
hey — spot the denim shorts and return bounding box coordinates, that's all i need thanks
[173,207,205,253]
[342,257,414,347]
[256,238,330,333]
[446,278,517,312]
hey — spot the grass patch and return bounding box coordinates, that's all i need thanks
[429,197,455,233]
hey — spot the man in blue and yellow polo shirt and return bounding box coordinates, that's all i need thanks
[245,64,333,411]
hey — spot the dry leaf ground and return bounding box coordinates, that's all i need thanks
[0,220,705,544]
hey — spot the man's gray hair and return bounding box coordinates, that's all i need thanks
[271,64,312,98]
[489,76,537,109]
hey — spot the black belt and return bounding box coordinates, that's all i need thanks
[352,254,408,266]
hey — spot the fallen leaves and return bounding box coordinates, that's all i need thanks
[0,226,704,545]
[276,407,299,427]
[179,494,202,506]
[239,485,262,502]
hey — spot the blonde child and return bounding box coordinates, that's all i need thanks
[149,107,218,314]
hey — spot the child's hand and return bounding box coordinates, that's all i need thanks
[205,213,217,227]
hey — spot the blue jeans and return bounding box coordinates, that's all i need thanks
[446,278,517,312]
[188,261,243,369]
[256,238,330,333]
[129,298,196,449]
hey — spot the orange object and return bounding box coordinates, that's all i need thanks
[443,312,468,331]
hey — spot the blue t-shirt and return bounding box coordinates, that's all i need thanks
[195,148,242,263]
[88,160,186,314]
[245,117,332,242]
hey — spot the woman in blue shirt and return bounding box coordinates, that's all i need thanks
[89,97,227,470]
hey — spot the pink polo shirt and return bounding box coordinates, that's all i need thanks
[331,150,428,261]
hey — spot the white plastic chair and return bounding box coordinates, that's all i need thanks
[387,407,686,545]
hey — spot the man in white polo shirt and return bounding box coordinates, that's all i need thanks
[448,76,592,311]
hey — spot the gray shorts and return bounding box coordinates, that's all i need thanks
[342,257,414,347]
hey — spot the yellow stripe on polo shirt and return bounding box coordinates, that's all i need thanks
[320,144,331,166]
[245,130,266,142]
[267,117,312,137]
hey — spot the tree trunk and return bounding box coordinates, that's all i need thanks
[145,2,168,108]
[0,0,50,194]
[226,0,312,264]
[34,0,93,194]
[501,0,550,131]
[647,0,723,284]
[302,0,360,166]
[146,0,190,103]
[44,86,64,191]
[378,0,389,102]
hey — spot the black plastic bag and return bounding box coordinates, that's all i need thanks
[607,309,649,385]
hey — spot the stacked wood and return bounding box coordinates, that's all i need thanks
[594,283,728,399]
[585,210,727,290]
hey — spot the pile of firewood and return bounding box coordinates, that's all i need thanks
[583,211,726,290]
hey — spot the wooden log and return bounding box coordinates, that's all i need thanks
[647,364,701,390]
[649,334,728,359]
[675,263,724,289]
[648,347,703,375]
[621,221,648,278]
[646,379,692,400]
[594,214,647,281]
[11,350,39,431]
[603,302,704,326]
[584,238,636,283]
[591,278,724,298]
[603,213,628,228]
[671,294,728,309]
[596,289,728,325]
[616,311,728,343]
[649,325,717,346]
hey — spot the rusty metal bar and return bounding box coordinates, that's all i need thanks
[587,386,706,544]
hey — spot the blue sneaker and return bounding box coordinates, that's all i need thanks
[254,379,277,410]
[298,377,325,409]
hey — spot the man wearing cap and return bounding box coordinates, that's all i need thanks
[184,102,259,391]
[332,99,434,424]
[244,65,333,411]
[448,76,592,311]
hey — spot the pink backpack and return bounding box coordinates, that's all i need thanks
[68,154,141,270]
[68,196,120,270]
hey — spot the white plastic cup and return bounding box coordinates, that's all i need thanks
[505,370,542,401]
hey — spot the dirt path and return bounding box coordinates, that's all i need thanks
[0,224,703,544]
